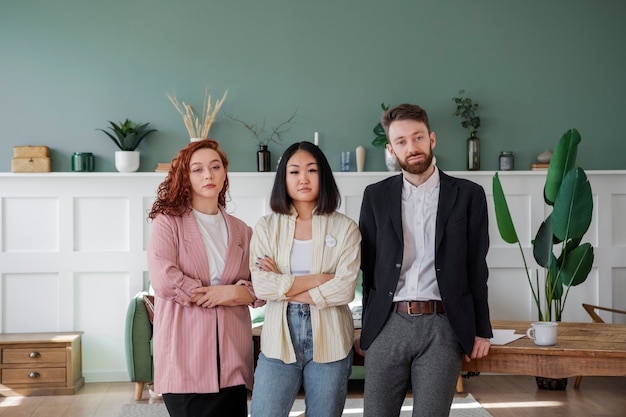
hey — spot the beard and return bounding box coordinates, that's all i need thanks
[395,148,434,175]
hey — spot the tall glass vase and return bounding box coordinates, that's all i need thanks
[467,132,480,171]
[257,145,271,172]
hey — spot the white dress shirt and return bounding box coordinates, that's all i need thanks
[394,167,441,302]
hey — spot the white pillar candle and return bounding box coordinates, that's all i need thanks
[314,132,319,146]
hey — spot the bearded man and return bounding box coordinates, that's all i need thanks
[356,103,492,417]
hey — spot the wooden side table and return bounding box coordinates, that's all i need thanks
[0,332,84,396]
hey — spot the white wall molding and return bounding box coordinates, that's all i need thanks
[2,170,625,382]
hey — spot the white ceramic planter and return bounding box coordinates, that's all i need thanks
[384,148,400,171]
[115,151,140,172]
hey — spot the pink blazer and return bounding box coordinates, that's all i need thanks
[147,208,256,393]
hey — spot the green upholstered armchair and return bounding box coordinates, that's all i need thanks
[125,290,154,400]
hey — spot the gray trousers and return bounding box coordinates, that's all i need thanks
[363,311,463,417]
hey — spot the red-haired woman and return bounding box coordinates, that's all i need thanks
[147,139,262,417]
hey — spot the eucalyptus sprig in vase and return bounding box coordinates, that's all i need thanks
[226,108,298,172]
[452,90,481,170]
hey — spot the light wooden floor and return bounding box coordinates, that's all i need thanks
[0,375,624,417]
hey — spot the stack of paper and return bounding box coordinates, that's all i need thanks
[490,329,525,345]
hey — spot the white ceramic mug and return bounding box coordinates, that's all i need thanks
[526,322,558,346]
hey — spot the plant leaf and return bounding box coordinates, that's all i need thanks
[559,242,594,287]
[533,216,553,268]
[548,256,562,301]
[551,168,593,241]
[372,135,388,147]
[492,173,519,244]
[544,128,581,205]
[96,128,123,150]
[373,123,386,136]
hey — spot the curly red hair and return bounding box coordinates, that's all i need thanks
[148,139,229,219]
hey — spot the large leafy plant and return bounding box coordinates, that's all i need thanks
[97,119,157,151]
[492,128,594,321]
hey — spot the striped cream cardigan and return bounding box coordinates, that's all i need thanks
[250,208,361,363]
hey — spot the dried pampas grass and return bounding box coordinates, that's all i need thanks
[167,88,228,139]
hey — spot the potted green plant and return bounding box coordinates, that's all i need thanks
[370,102,398,171]
[97,119,157,172]
[371,102,390,148]
[452,90,481,170]
[492,128,594,389]
[225,108,298,172]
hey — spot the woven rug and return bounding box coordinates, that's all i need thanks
[117,394,492,417]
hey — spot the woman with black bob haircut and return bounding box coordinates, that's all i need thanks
[249,141,361,417]
[269,141,340,215]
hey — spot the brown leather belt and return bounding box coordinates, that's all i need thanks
[396,300,445,315]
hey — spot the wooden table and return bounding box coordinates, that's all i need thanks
[461,320,626,380]
[254,320,626,385]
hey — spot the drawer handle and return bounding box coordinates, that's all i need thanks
[29,351,41,358]
[28,372,41,378]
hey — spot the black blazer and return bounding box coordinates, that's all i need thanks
[359,170,492,355]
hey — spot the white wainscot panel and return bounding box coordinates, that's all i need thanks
[75,272,129,382]
[74,197,129,252]
[343,194,363,223]
[585,194,599,247]
[613,267,626,324]
[487,268,533,320]
[142,196,154,251]
[226,196,269,227]
[487,194,531,248]
[3,273,60,332]
[142,271,151,291]
[612,195,626,246]
[2,198,58,252]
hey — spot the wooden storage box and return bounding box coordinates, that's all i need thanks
[11,157,52,173]
[13,146,50,158]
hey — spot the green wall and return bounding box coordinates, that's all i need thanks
[2,0,625,173]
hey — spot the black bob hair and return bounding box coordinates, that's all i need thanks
[270,141,340,215]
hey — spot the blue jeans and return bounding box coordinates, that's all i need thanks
[250,303,352,417]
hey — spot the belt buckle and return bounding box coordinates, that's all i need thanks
[406,302,423,316]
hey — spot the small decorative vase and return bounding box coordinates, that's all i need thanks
[384,148,400,172]
[537,149,553,164]
[467,132,480,171]
[257,145,271,172]
[115,151,140,173]
[356,146,366,172]
[71,152,94,172]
